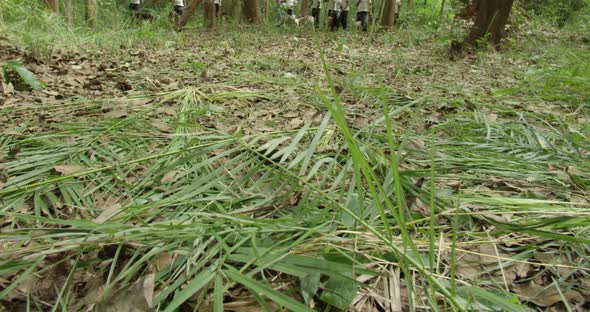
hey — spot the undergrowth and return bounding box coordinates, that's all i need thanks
[0,1,589,311]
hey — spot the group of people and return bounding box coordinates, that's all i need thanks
[129,0,377,32]
[130,0,222,20]
[280,0,373,31]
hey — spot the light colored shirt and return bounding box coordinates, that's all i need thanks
[357,0,370,12]
[286,0,297,9]
[311,0,321,9]
[329,0,341,11]
[130,0,141,4]
[214,0,221,4]
[173,0,184,6]
[339,0,349,11]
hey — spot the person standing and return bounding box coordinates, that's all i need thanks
[339,0,349,30]
[329,0,341,31]
[214,0,221,18]
[130,0,141,17]
[170,0,184,31]
[356,0,370,31]
[310,0,321,29]
[286,0,297,16]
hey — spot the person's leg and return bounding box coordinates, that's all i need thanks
[330,11,339,31]
[312,8,320,28]
[173,5,183,30]
[330,10,338,31]
[287,8,293,16]
[130,3,140,17]
[340,10,348,30]
[215,4,220,18]
[361,11,368,31]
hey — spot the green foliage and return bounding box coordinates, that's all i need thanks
[1,61,44,90]
[521,0,588,26]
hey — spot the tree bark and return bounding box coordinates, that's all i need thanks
[243,0,258,23]
[439,0,445,15]
[45,0,58,13]
[64,0,73,25]
[301,0,309,17]
[407,0,413,9]
[466,0,514,48]
[381,0,396,28]
[85,0,97,28]
[204,0,216,28]
[179,0,204,30]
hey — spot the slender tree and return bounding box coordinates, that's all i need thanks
[204,0,216,28]
[45,0,58,13]
[466,0,514,48]
[64,0,73,25]
[407,0,413,9]
[381,0,397,28]
[301,0,309,17]
[179,0,204,29]
[85,0,97,28]
[243,0,258,23]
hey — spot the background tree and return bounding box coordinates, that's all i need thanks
[179,0,204,30]
[85,0,97,28]
[204,0,216,28]
[381,0,397,28]
[301,0,309,17]
[64,0,73,25]
[466,0,515,48]
[243,0,258,23]
[44,0,58,13]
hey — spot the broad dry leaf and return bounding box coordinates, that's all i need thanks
[161,170,181,184]
[94,203,122,224]
[514,282,584,307]
[150,252,174,273]
[54,164,86,175]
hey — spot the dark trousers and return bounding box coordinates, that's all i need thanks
[311,8,320,28]
[287,8,294,16]
[173,5,183,16]
[329,10,339,31]
[357,11,368,31]
[215,4,220,17]
[130,3,140,16]
[339,10,348,30]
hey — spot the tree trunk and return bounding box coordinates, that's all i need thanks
[439,0,445,15]
[407,0,413,9]
[85,0,97,28]
[65,0,73,25]
[204,0,215,28]
[301,0,309,17]
[243,0,258,23]
[381,0,396,28]
[466,0,514,48]
[179,0,204,30]
[45,0,58,13]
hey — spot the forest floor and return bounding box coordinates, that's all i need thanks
[1,15,590,312]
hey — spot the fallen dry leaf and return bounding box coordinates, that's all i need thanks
[513,282,584,307]
[160,170,181,184]
[54,164,86,175]
[93,203,122,224]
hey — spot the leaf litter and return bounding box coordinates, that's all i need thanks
[0,22,589,312]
